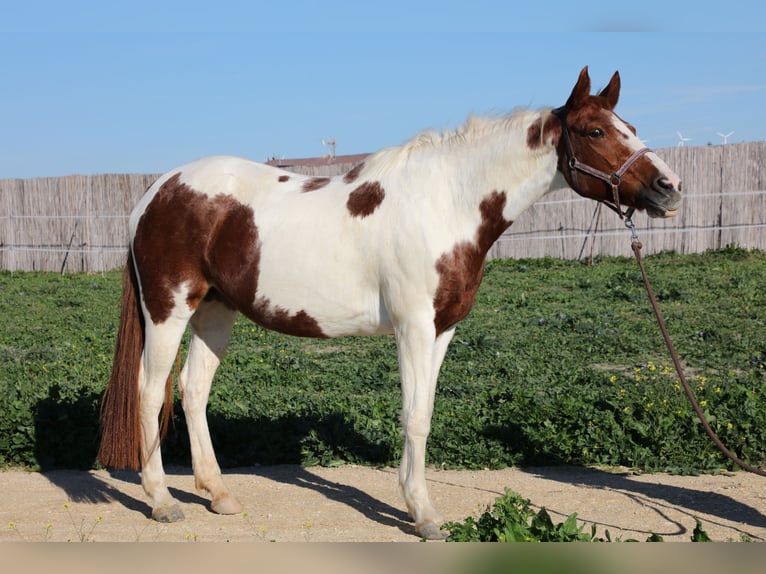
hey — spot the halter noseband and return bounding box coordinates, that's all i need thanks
[553,106,650,221]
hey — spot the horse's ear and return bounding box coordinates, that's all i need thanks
[598,71,621,110]
[565,66,591,109]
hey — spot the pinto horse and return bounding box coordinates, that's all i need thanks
[98,67,682,539]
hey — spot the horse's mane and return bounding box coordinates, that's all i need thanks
[357,107,552,179]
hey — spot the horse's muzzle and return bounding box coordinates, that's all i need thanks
[644,176,682,218]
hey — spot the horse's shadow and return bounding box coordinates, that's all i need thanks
[522,466,766,539]
[39,465,414,536]
[230,465,412,532]
[33,389,413,534]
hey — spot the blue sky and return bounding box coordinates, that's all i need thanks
[1,1,764,178]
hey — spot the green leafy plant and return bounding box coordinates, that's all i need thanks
[442,488,601,542]
[442,488,713,542]
[691,518,712,542]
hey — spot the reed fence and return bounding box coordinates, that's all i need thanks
[1,143,764,273]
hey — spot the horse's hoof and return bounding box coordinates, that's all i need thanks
[417,521,448,540]
[211,494,243,515]
[152,503,185,523]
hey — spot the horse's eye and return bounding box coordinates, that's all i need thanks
[588,128,605,138]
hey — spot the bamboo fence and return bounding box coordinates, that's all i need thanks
[1,143,764,272]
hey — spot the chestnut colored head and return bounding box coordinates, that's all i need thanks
[554,67,682,218]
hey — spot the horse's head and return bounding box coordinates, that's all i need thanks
[554,66,682,218]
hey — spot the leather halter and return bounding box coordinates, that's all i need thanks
[553,107,650,221]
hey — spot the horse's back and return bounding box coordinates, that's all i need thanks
[159,155,294,202]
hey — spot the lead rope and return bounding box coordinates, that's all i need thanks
[555,105,765,474]
[624,217,766,476]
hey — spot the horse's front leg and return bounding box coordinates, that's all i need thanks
[397,321,456,540]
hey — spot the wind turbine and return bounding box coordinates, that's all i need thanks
[321,137,336,160]
[717,131,734,144]
[676,131,692,147]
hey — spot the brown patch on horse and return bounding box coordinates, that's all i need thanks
[343,162,365,184]
[475,191,513,250]
[526,112,561,150]
[249,300,326,338]
[133,174,222,323]
[302,177,331,192]
[347,181,385,218]
[197,191,328,338]
[202,200,261,309]
[432,191,512,336]
[278,175,290,182]
[133,173,328,336]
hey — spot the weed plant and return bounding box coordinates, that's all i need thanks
[1,247,764,474]
[442,488,713,542]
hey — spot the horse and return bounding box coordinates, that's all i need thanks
[97,66,682,540]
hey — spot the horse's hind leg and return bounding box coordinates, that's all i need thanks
[140,313,191,523]
[181,297,242,515]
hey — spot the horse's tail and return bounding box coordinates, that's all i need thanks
[97,251,176,470]
[96,250,152,469]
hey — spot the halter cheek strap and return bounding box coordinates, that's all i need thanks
[553,107,651,221]
[569,146,650,219]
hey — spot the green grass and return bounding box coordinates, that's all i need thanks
[1,246,765,473]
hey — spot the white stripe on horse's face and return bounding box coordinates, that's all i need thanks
[610,114,643,152]
[610,114,683,193]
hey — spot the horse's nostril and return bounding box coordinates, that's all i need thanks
[655,176,682,192]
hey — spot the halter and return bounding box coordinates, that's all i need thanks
[553,107,651,222]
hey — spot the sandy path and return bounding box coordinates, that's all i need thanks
[2,464,765,542]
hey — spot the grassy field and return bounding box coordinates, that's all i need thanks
[1,247,765,474]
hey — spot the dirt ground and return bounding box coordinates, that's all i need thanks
[1,464,765,543]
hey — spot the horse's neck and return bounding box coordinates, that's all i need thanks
[431,115,561,223]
